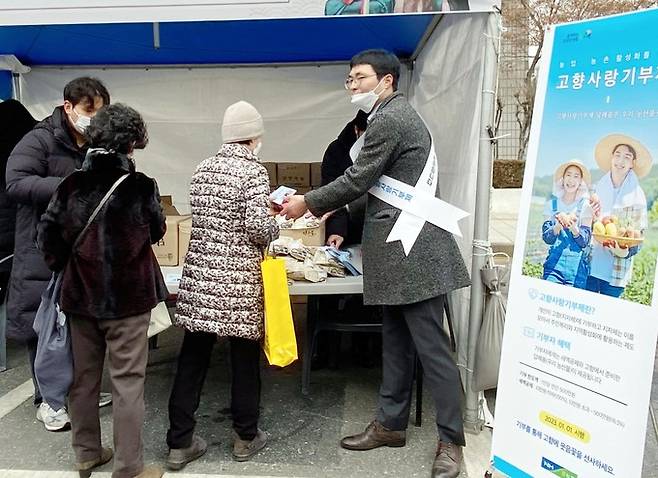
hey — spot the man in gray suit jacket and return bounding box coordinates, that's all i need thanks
[281,50,470,478]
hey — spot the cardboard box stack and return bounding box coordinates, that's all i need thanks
[153,196,191,266]
[263,161,322,194]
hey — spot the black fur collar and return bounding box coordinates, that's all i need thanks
[81,148,135,173]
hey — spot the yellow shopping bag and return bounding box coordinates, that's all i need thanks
[261,255,298,367]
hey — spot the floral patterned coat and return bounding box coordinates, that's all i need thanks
[174,143,279,340]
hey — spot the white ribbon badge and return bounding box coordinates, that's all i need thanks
[353,134,468,256]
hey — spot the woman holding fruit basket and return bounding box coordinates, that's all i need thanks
[585,134,651,298]
[541,159,594,287]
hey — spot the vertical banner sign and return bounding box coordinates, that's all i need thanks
[493,9,658,478]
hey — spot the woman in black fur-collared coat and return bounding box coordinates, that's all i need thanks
[38,103,167,478]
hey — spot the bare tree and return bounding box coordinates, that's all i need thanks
[503,0,658,162]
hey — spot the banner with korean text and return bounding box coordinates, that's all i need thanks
[0,0,500,25]
[492,9,658,478]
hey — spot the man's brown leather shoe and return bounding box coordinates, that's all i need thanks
[340,420,406,451]
[431,441,463,478]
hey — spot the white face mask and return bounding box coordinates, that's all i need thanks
[253,141,262,156]
[350,78,385,113]
[71,109,92,134]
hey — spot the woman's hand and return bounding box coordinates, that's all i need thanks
[326,234,344,249]
[268,201,283,216]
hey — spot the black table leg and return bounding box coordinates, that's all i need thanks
[302,295,319,396]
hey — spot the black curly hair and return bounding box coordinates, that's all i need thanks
[84,103,148,154]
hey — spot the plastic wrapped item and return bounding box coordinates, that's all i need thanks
[283,257,326,283]
[320,265,346,277]
[270,236,294,256]
[276,216,295,229]
[325,247,361,276]
[276,214,325,246]
[311,248,341,267]
[289,241,314,262]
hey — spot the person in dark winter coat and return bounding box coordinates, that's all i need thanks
[38,103,167,478]
[0,100,37,296]
[5,77,110,430]
[313,111,379,370]
[322,110,368,249]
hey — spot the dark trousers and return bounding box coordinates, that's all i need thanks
[167,330,261,448]
[376,294,465,446]
[69,312,150,478]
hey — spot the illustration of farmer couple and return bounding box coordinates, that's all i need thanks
[542,134,651,298]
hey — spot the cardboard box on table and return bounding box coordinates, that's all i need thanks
[276,163,310,188]
[279,221,326,247]
[262,162,278,186]
[153,196,190,266]
[310,162,322,187]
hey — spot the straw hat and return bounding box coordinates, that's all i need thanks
[594,133,653,178]
[554,159,591,186]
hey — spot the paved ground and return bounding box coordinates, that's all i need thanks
[0,306,656,478]
[0,307,493,478]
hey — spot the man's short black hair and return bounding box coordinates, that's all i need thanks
[63,77,110,108]
[350,49,401,90]
[85,103,148,154]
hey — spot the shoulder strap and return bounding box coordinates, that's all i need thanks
[551,195,558,214]
[72,173,130,251]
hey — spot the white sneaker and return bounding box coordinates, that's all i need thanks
[36,402,71,432]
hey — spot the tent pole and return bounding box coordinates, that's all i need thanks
[152,22,161,49]
[11,73,21,101]
[463,11,500,434]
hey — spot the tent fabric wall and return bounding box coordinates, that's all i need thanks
[21,65,411,213]
[409,12,488,386]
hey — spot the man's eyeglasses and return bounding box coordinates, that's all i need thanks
[344,74,378,89]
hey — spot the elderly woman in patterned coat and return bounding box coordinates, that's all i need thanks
[165,101,279,469]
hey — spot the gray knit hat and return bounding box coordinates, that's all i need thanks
[221,101,264,143]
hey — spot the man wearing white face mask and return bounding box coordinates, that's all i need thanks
[281,50,469,478]
[6,77,110,432]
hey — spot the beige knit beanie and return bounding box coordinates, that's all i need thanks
[221,101,264,143]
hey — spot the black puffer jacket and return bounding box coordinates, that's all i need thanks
[0,100,37,276]
[5,106,85,341]
[38,149,168,320]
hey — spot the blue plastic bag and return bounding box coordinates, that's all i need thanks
[33,272,72,411]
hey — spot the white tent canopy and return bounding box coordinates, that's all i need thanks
[1,4,500,431]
